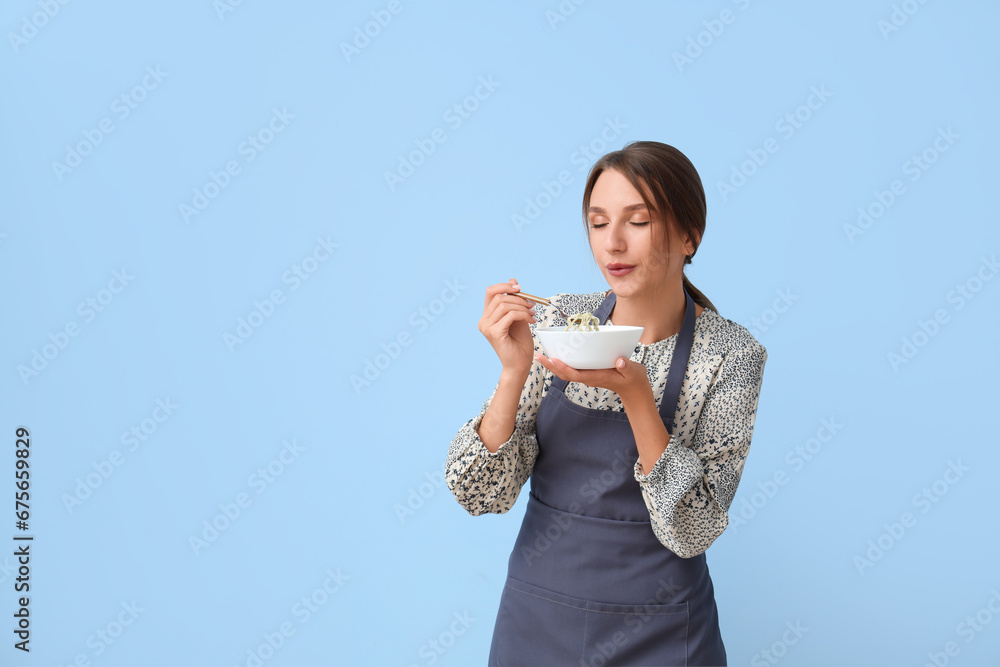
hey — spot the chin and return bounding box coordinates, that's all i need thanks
[606,280,640,295]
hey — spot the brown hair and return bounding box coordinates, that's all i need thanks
[581,141,718,314]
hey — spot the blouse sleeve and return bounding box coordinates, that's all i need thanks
[444,324,550,516]
[633,338,768,557]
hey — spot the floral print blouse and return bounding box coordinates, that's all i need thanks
[444,290,768,558]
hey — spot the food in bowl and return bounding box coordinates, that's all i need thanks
[565,312,600,332]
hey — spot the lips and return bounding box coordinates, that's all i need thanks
[606,263,635,276]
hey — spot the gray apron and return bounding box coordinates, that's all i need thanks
[488,287,727,666]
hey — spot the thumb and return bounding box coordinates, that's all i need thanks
[616,357,627,369]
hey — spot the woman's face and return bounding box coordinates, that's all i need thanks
[587,169,693,297]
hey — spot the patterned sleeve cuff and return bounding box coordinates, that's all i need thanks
[633,442,703,489]
[447,415,506,488]
[445,408,530,516]
[458,410,520,457]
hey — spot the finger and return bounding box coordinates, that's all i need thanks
[501,293,537,313]
[500,279,547,312]
[492,309,534,336]
[616,357,637,374]
[483,311,535,346]
[540,354,582,382]
[484,279,520,311]
[484,291,535,321]
[483,281,510,312]
[481,298,524,334]
[534,354,569,382]
[497,290,539,313]
[482,300,535,333]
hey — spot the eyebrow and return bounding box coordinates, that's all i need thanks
[588,203,648,214]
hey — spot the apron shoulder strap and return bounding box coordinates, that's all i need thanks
[659,287,696,434]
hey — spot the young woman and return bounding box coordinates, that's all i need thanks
[445,141,768,666]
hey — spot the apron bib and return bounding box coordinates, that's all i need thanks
[488,287,727,666]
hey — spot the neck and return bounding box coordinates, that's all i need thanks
[608,280,698,344]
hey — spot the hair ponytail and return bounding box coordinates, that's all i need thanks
[683,273,718,314]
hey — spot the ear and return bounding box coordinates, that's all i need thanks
[682,230,699,256]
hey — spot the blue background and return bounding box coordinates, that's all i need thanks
[2,1,999,665]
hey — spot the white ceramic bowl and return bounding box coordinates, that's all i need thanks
[534,325,644,369]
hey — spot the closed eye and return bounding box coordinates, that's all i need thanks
[589,221,649,229]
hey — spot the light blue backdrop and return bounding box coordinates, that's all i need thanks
[2,1,999,665]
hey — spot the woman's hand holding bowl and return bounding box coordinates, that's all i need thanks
[533,353,653,407]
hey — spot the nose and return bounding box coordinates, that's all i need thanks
[603,222,626,253]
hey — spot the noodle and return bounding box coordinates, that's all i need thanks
[565,312,600,332]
